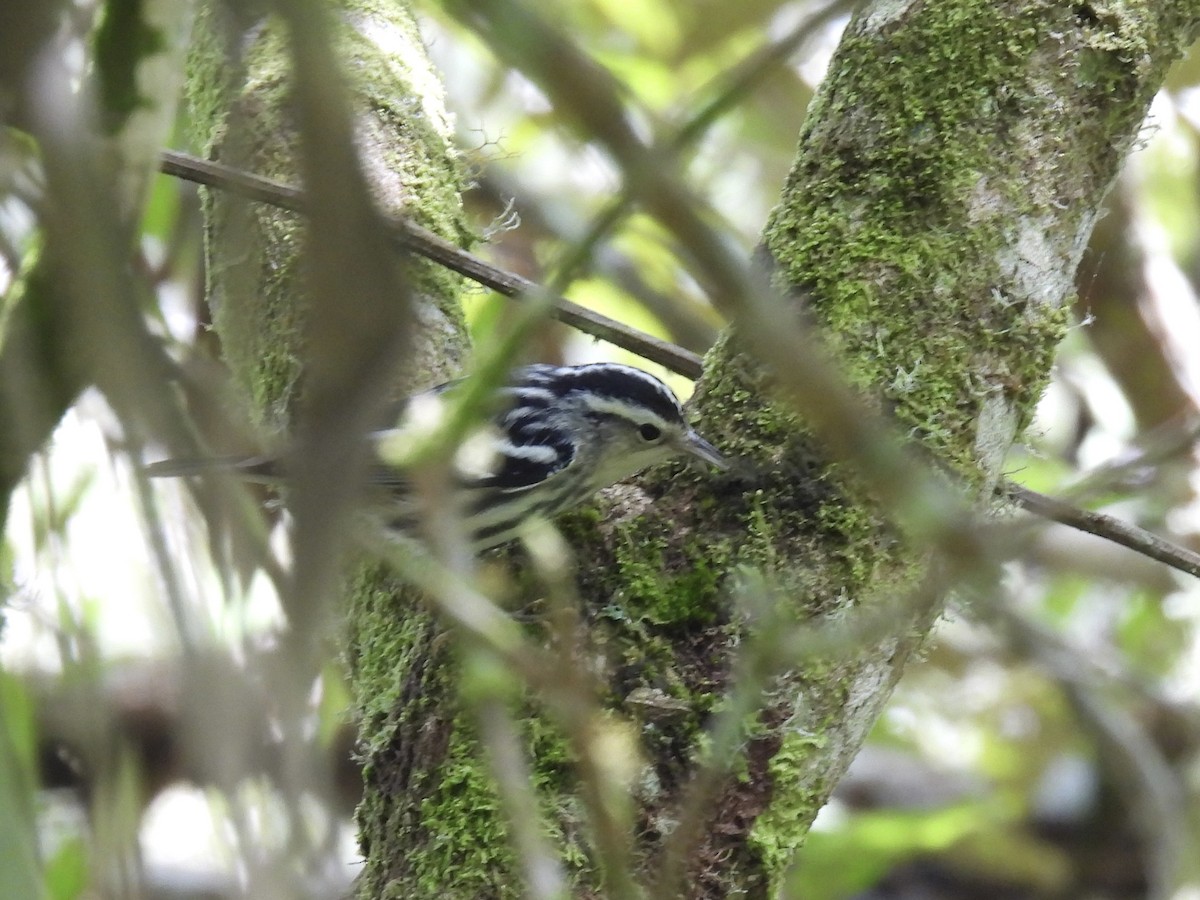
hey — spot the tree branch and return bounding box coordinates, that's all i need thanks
[1006,482,1200,580]
[159,149,703,378]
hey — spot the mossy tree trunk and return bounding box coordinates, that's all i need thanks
[185,0,475,894]
[187,0,1200,898]
[608,4,1199,894]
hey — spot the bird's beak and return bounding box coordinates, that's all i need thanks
[682,430,729,471]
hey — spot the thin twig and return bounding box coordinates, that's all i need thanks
[474,694,570,900]
[1006,482,1200,580]
[159,149,703,378]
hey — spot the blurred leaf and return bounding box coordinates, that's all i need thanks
[31,466,97,551]
[1117,589,1184,674]
[316,660,352,748]
[139,172,183,244]
[1002,446,1076,495]
[463,290,511,348]
[0,537,13,636]
[1039,573,1091,624]
[598,52,679,109]
[792,800,1073,900]
[44,837,89,900]
[1140,119,1199,263]
[942,824,1072,893]
[791,804,986,900]
[0,672,41,900]
[591,0,681,56]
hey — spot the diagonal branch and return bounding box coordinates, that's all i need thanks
[159,149,703,378]
[1006,482,1200,580]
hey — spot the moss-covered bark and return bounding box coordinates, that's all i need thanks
[187,2,468,426]
[570,2,1199,896]
[186,3,485,896]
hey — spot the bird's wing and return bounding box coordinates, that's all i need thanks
[466,411,576,492]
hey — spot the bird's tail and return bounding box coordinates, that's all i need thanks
[144,454,281,482]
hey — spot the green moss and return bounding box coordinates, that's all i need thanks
[609,521,726,627]
[405,723,518,897]
[399,704,591,898]
[756,1,1087,485]
[748,729,831,876]
[346,561,604,897]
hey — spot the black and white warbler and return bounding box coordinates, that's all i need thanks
[148,363,727,551]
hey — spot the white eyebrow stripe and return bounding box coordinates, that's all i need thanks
[517,365,561,383]
[579,393,672,425]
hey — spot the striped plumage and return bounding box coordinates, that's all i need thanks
[147,363,727,551]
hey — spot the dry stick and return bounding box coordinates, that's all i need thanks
[157,154,1200,584]
[1006,483,1200,579]
[159,149,702,378]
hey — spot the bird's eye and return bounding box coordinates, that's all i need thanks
[638,423,663,442]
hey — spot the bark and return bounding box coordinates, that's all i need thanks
[187,2,468,424]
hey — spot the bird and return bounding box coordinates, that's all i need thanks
[147,362,727,552]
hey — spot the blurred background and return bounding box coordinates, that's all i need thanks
[3,1,1200,897]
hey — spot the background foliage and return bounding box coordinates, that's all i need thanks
[2,0,1200,897]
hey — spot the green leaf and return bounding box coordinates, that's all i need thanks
[44,838,89,900]
[0,673,42,900]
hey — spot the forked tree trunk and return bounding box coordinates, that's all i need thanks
[187,2,1200,897]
